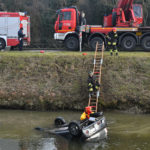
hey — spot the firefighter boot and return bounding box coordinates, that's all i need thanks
[110,49,113,56]
[114,49,118,56]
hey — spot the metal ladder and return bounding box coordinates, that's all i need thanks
[88,42,105,112]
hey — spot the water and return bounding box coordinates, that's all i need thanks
[0,110,150,150]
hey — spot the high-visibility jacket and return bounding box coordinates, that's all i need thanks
[106,35,111,46]
[108,31,118,44]
[80,112,94,121]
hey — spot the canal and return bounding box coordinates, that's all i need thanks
[0,110,150,150]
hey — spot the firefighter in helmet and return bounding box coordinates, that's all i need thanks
[88,71,94,96]
[88,71,100,96]
[106,28,118,56]
[80,106,94,121]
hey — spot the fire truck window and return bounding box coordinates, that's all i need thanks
[133,5,142,18]
[63,12,71,20]
[59,13,63,21]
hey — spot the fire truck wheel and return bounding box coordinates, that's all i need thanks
[90,37,103,51]
[0,39,6,50]
[121,36,136,51]
[141,36,150,51]
[65,36,79,50]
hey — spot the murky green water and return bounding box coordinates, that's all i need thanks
[0,110,150,150]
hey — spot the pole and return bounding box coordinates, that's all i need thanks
[79,27,82,52]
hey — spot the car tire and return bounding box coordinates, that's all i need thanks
[121,36,136,51]
[89,37,103,51]
[141,36,150,51]
[0,38,6,50]
[65,36,79,51]
[54,117,66,126]
[68,121,82,137]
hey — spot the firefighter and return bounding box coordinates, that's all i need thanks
[107,29,118,56]
[80,106,94,121]
[18,27,25,51]
[80,11,86,25]
[88,71,94,96]
[88,71,100,96]
[112,28,118,56]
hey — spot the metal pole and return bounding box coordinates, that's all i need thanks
[79,31,82,52]
[79,27,82,52]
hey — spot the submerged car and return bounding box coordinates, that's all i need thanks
[49,112,107,141]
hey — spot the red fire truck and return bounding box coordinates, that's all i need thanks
[0,12,30,50]
[54,0,150,51]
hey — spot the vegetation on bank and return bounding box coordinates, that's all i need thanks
[0,51,150,113]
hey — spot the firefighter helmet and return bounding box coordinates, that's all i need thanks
[85,106,92,114]
[89,71,93,76]
[113,28,117,32]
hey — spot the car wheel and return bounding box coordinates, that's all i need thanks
[65,36,79,50]
[121,36,136,51]
[141,36,150,51]
[89,37,103,51]
[54,117,66,126]
[68,121,82,137]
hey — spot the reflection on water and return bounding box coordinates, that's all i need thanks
[0,139,19,150]
[0,110,150,150]
[18,136,108,150]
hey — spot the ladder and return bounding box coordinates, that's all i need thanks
[88,42,105,112]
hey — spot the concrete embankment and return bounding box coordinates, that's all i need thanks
[0,52,150,113]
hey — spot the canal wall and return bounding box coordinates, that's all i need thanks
[0,52,150,113]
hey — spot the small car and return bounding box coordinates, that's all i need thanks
[50,112,107,141]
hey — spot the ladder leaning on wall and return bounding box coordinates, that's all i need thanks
[88,42,105,113]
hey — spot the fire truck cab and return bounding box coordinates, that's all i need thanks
[0,12,30,50]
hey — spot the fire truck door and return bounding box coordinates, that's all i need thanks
[59,11,73,31]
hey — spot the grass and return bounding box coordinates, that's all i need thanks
[0,51,150,112]
[0,51,150,57]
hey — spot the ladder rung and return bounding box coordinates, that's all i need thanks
[91,106,96,108]
[90,102,96,103]
[90,98,96,100]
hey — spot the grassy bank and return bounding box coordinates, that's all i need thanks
[0,51,150,113]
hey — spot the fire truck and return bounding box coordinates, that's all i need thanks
[0,12,30,50]
[54,0,150,51]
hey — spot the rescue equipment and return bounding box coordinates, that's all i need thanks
[88,42,104,112]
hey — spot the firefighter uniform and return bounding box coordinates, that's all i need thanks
[88,75,94,96]
[80,106,94,121]
[88,72,100,96]
[107,29,118,56]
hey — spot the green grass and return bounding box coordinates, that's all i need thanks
[0,51,150,112]
[0,51,150,58]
